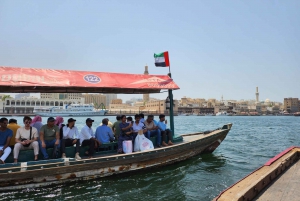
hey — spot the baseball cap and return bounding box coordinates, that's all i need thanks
[47,117,55,122]
[68,118,76,123]
[86,118,94,122]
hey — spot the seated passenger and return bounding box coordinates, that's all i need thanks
[95,118,115,143]
[117,115,133,154]
[31,116,43,137]
[157,114,174,146]
[112,115,121,140]
[7,118,21,148]
[61,118,81,160]
[139,113,145,123]
[144,115,162,147]
[0,118,13,164]
[39,117,60,160]
[14,116,39,163]
[131,114,147,146]
[132,114,147,136]
[99,118,113,131]
[55,116,64,129]
[80,118,101,158]
[126,116,133,124]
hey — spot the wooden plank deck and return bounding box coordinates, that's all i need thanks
[254,159,300,201]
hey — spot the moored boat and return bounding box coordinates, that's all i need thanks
[33,103,108,117]
[214,146,300,201]
[216,112,230,116]
[294,112,300,116]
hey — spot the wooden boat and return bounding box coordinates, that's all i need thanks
[214,146,300,201]
[0,66,232,191]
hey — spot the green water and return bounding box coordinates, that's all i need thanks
[0,116,299,201]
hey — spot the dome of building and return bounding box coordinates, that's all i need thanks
[265,98,270,103]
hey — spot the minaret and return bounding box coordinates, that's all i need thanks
[143,65,150,102]
[255,87,259,103]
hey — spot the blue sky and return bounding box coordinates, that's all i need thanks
[0,0,299,102]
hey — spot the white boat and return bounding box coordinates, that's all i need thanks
[216,112,230,116]
[205,113,215,116]
[33,104,108,117]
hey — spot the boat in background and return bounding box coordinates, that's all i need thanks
[33,103,108,117]
[294,112,300,116]
[205,113,215,116]
[216,112,229,116]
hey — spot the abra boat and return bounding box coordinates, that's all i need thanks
[33,104,108,117]
[214,146,300,201]
[0,66,232,190]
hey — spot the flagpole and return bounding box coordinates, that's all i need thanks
[168,67,175,138]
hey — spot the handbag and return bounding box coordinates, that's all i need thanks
[21,127,32,147]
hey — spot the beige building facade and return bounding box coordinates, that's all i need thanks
[284,98,299,113]
[82,93,106,108]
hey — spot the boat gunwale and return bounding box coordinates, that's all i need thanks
[0,129,230,175]
[214,146,300,201]
[0,128,230,173]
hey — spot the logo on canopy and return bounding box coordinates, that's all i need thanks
[83,74,101,84]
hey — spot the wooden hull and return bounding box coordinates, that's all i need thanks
[0,124,232,191]
[214,146,300,201]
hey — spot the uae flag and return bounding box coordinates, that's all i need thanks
[154,51,170,67]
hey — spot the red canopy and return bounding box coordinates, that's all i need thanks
[0,66,179,94]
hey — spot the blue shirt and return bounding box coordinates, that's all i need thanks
[119,122,132,135]
[157,121,167,131]
[0,129,13,146]
[95,125,114,143]
[153,119,158,126]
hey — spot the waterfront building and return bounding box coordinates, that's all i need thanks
[15,93,30,99]
[82,93,106,108]
[144,99,179,115]
[40,93,83,101]
[109,99,139,113]
[3,97,77,114]
[284,98,299,113]
[111,99,122,104]
[105,94,117,108]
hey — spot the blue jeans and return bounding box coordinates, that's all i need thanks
[147,129,161,146]
[39,139,60,159]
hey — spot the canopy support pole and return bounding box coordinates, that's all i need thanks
[168,73,175,138]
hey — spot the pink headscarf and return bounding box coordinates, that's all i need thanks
[54,116,64,129]
[31,116,42,126]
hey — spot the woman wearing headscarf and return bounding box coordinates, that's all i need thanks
[54,116,64,129]
[55,116,64,139]
[31,116,43,137]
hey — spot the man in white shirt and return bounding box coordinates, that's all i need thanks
[80,118,101,158]
[13,116,39,163]
[61,118,81,160]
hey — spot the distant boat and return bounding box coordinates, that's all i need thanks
[33,104,108,117]
[216,112,229,116]
[205,113,215,116]
[294,112,300,116]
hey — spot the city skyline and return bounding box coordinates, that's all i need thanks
[0,1,299,102]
